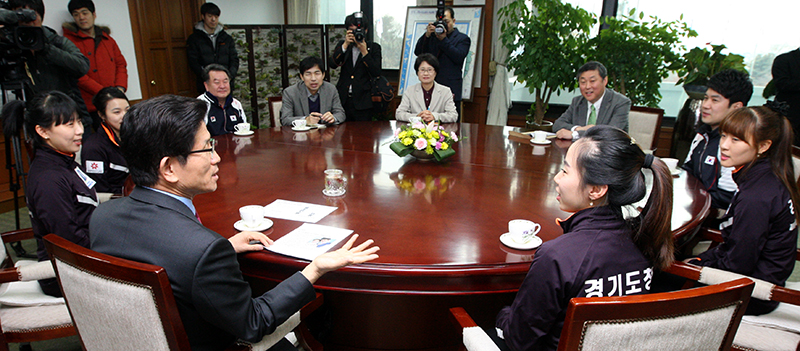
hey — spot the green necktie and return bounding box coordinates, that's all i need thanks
[587,105,597,125]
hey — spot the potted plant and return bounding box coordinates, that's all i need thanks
[588,9,696,108]
[498,0,594,129]
[673,44,747,99]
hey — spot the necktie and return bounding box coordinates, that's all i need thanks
[587,105,597,125]
[195,212,202,224]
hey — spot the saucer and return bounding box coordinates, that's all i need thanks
[500,233,543,250]
[530,139,551,145]
[234,218,274,232]
[322,189,346,197]
[670,168,681,176]
[292,126,312,132]
[234,130,254,136]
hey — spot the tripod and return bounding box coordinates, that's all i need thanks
[2,78,36,259]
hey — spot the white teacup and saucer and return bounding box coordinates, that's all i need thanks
[500,219,543,250]
[234,205,274,232]
[234,122,254,136]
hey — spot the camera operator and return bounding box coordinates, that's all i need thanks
[8,0,91,133]
[414,5,469,120]
[329,11,382,122]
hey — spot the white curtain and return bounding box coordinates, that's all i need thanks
[287,0,320,24]
[485,0,514,126]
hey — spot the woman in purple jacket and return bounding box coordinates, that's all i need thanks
[495,125,674,351]
[687,102,800,315]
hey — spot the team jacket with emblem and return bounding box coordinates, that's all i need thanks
[82,123,129,194]
[496,206,653,351]
[692,159,798,315]
[197,92,247,136]
[682,123,737,209]
[26,146,98,262]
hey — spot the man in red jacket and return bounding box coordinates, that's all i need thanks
[63,0,128,132]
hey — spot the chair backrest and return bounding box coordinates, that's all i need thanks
[269,96,283,128]
[43,234,191,351]
[627,106,664,151]
[557,278,754,351]
[792,145,800,182]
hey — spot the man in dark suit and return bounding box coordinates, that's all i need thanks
[89,95,378,351]
[414,6,470,119]
[329,12,382,121]
[553,61,631,140]
[772,48,800,144]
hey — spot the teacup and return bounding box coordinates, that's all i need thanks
[324,169,347,196]
[235,122,250,133]
[508,219,541,244]
[662,158,679,172]
[532,130,548,143]
[239,205,264,228]
[292,119,307,129]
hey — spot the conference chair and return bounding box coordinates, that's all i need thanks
[0,229,76,351]
[680,229,800,351]
[268,96,283,128]
[43,234,323,351]
[627,106,664,153]
[450,277,753,351]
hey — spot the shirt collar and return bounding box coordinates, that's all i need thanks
[588,90,606,111]
[143,186,197,215]
[306,86,320,100]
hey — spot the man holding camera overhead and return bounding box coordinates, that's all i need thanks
[414,4,470,120]
[330,11,382,122]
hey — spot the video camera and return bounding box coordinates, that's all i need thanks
[353,11,365,42]
[0,3,44,86]
[433,0,446,35]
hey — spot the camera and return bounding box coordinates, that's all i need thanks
[353,11,365,42]
[433,0,446,35]
[1,5,44,86]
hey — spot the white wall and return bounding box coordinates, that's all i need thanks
[43,0,141,100]
[217,0,284,25]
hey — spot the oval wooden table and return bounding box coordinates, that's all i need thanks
[195,121,711,351]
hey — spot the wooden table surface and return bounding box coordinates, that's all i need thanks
[195,121,711,350]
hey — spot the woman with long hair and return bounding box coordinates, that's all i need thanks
[82,87,130,197]
[1,91,97,297]
[495,125,674,351]
[687,102,799,315]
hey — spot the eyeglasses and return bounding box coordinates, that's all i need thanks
[419,68,435,73]
[187,138,217,156]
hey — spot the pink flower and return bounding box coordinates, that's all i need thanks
[435,142,442,149]
[414,138,427,150]
[412,122,425,129]
[393,128,400,138]
[451,132,459,142]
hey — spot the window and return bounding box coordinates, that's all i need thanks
[373,0,418,70]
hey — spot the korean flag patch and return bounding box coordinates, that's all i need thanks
[86,160,104,174]
[210,116,217,123]
[704,155,716,166]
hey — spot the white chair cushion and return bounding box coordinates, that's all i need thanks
[55,258,171,351]
[242,311,301,351]
[463,326,500,351]
[0,303,72,332]
[580,304,737,351]
[733,320,800,351]
[0,261,64,307]
[628,109,660,151]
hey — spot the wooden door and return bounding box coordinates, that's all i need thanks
[128,0,198,98]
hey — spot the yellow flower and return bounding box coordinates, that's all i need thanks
[441,142,449,150]
[431,131,439,139]
[402,137,413,146]
[398,131,407,138]
[425,146,434,154]
[442,131,449,138]
[412,130,422,137]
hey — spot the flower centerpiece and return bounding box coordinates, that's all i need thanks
[389,122,460,162]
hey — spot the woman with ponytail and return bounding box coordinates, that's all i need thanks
[1,91,97,297]
[494,125,674,351]
[686,102,799,315]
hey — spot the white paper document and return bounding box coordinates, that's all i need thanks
[262,199,337,223]
[267,223,353,261]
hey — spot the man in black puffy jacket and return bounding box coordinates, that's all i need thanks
[186,2,239,95]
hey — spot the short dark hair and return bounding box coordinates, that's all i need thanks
[202,64,230,83]
[92,87,129,117]
[445,6,455,19]
[299,56,324,76]
[9,0,44,19]
[200,2,221,16]
[344,12,369,31]
[577,61,607,79]
[1,91,79,150]
[706,69,753,106]
[414,53,439,74]
[67,0,94,14]
[120,95,207,187]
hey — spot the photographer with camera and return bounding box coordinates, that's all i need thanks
[4,0,91,134]
[414,4,469,120]
[330,11,382,122]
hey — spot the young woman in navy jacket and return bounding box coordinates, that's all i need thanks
[687,103,800,315]
[494,126,675,351]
